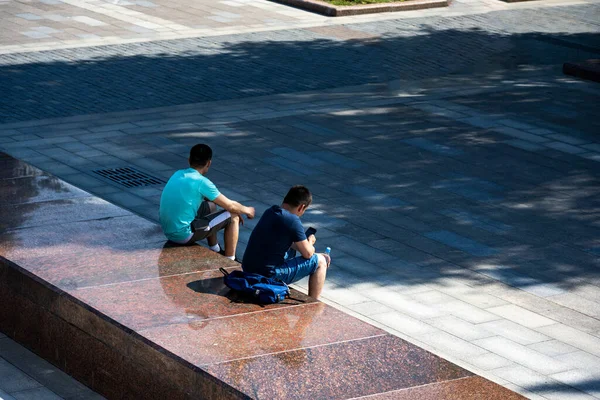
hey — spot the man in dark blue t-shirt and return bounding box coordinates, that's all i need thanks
[242,185,330,299]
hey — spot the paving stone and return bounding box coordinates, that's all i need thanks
[425,315,494,341]
[0,359,41,393]
[61,173,106,189]
[431,182,503,203]
[16,13,42,20]
[420,330,488,359]
[401,137,463,156]
[551,369,600,398]
[369,311,437,336]
[493,127,549,143]
[527,128,555,136]
[101,191,154,209]
[487,304,557,328]
[491,288,600,336]
[493,365,583,399]
[0,137,16,144]
[580,152,600,162]
[75,149,107,158]
[555,351,600,373]
[424,230,498,257]
[497,119,537,131]
[544,141,585,155]
[72,16,106,26]
[88,185,122,195]
[436,300,500,324]
[410,290,456,306]
[364,287,444,319]
[11,387,62,400]
[527,340,579,357]
[439,208,512,234]
[56,142,94,152]
[0,389,16,400]
[10,134,41,142]
[546,134,590,145]
[537,324,600,358]
[345,301,395,317]
[479,319,550,345]
[321,286,371,306]
[445,291,509,309]
[463,352,513,371]
[541,389,598,400]
[547,293,600,320]
[474,337,568,375]
[582,143,600,152]
[504,139,545,152]
[25,161,75,175]
[474,265,566,298]
[324,236,396,264]
[335,255,388,277]
[459,116,499,129]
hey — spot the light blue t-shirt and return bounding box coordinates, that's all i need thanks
[159,168,220,242]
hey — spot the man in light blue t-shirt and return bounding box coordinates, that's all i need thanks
[159,144,255,260]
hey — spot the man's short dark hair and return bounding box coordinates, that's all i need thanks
[283,185,312,207]
[189,144,212,167]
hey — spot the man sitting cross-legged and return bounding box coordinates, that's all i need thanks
[159,143,255,260]
[241,185,330,299]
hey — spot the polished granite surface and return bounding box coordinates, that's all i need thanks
[0,153,524,399]
[205,334,475,400]
[366,376,526,399]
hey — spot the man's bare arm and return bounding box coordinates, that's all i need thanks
[295,235,316,259]
[212,194,255,219]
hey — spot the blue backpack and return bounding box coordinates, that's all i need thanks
[220,268,291,304]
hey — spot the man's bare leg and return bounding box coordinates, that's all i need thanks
[308,254,328,299]
[223,213,240,257]
[205,201,219,247]
[206,233,218,247]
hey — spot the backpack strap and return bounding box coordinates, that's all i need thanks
[286,294,305,303]
[219,267,229,277]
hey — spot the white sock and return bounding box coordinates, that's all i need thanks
[226,255,235,261]
[209,244,220,252]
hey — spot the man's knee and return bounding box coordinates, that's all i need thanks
[230,213,240,224]
[316,254,328,271]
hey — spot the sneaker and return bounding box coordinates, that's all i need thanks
[219,249,241,263]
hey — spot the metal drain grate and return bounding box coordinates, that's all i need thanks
[93,167,164,188]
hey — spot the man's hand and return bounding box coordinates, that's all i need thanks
[244,206,256,219]
[307,234,316,245]
[322,253,331,267]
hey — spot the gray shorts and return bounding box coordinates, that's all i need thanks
[185,200,231,245]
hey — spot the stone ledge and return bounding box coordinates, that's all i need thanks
[563,59,600,83]
[270,0,448,17]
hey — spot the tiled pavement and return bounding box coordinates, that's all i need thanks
[2,0,600,398]
[0,333,105,400]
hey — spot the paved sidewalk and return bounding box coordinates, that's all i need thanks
[1,0,600,399]
[0,333,105,400]
[0,0,578,54]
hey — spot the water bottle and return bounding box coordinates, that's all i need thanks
[325,247,331,256]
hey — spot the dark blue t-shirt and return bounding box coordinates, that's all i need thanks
[242,205,307,274]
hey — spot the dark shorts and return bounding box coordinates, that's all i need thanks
[184,200,231,245]
[269,249,320,285]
